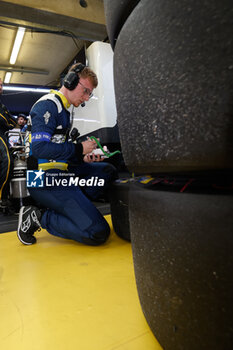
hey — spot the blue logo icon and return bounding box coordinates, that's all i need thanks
[27,169,45,187]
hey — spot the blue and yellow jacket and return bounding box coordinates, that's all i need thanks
[0,102,17,138]
[29,91,83,171]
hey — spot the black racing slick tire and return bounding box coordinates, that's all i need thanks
[109,179,131,242]
[129,184,233,350]
[114,0,233,174]
[103,0,140,49]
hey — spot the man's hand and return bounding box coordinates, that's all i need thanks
[83,153,104,163]
[81,139,97,155]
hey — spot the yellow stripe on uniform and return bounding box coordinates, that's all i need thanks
[0,113,16,128]
[50,90,71,109]
[0,113,12,127]
[0,137,11,200]
[38,162,68,171]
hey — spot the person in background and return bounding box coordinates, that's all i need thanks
[17,63,117,245]
[0,78,17,212]
[17,113,27,130]
[8,114,28,147]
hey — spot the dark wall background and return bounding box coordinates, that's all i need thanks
[0,85,57,116]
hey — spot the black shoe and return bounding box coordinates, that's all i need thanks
[17,206,41,245]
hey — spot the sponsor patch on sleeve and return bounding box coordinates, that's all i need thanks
[31,132,51,142]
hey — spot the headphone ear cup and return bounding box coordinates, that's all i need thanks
[63,71,79,91]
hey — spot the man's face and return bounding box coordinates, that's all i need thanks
[17,117,26,126]
[0,79,3,95]
[69,77,94,107]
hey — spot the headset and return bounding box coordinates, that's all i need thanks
[63,63,86,91]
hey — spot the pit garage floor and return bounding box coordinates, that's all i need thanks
[0,215,162,350]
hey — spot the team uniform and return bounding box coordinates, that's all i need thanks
[27,91,116,245]
[0,102,17,205]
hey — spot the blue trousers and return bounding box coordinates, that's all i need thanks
[29,162,117,245]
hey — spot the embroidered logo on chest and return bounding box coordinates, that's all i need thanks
[43,111,51,124]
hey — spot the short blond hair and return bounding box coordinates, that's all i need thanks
[69,63,98,88]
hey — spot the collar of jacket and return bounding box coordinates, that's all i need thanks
[50,90,71,110]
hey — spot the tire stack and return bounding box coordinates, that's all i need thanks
[109,178,131,242]
[104,1,233,349]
